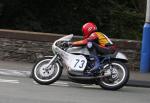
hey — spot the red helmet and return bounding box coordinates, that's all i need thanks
[82,22,97,39]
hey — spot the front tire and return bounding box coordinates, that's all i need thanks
[32,57,62,85]
[99,61,129,90]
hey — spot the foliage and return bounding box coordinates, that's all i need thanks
[0,0,146,40]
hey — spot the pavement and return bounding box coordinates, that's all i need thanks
[0,60,150,88]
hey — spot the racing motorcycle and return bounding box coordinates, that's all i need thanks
[32,34,129,90]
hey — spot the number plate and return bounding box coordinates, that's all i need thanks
[67,55,87,71]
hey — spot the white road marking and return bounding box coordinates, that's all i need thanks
[0,68,31,77]
[51,81,69,87]
[54,81,69,85]
[0,79,20,84]
[33,80,101,88]
[33,81,69,87]
[33,81,38,84]
[82,85,100,88]
[51,83,69,87]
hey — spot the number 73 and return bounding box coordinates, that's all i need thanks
[74,59,85,68]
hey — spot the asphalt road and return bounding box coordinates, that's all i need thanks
[0,75,150,103]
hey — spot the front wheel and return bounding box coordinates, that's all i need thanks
[32,57,62,85]
[99,61,129,90]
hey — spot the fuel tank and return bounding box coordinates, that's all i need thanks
[67,47,90,55]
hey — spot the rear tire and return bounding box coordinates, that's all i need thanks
[99,61,129,90]
[32,57,62,85]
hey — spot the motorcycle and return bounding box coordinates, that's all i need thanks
[32,34,129,90]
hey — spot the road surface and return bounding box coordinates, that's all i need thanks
[0,75,149,103]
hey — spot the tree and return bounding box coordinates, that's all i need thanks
[0,0,146,40]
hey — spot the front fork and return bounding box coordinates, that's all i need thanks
[45,54,59,69]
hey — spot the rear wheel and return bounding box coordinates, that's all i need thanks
[32,57,62,85]
[99,61,129,90]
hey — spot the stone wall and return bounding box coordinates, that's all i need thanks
[112,39,141,71]
[0,29,141,71]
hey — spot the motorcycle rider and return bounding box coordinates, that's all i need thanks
[69,22,116,73]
